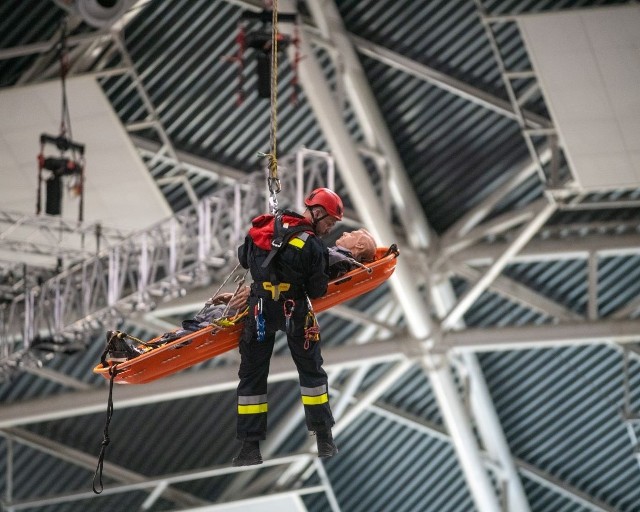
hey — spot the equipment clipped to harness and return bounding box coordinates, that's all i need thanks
[254,298,266,342]
[283,299,295,332]
[303,297,320,350]
[304,311,320,350]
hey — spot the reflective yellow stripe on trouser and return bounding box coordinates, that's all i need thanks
[238,394,268,414]
[301,385,329,406]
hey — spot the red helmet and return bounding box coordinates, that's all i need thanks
[304,188,344,220]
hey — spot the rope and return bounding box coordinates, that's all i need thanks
[259,0,281,213]
[210,262,243,302]
[92,365,119,494]
[219,271,249,319]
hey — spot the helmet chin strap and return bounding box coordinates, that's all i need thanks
[309,207,329,232]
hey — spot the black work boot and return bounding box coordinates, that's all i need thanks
[232,440,263,466]
[315,429,338,458]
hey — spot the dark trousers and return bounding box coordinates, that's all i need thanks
[236,296,334,441]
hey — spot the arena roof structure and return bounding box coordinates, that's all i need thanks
[1,1,640,511]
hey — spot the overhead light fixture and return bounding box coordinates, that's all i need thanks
[57,0,135,28]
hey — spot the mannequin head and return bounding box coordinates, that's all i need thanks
[335,228,376,262]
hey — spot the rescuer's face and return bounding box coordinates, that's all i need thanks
[314,207,337,237]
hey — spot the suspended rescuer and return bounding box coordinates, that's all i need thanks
[233,187,344,466]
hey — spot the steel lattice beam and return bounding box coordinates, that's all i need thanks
[0,150,336,380]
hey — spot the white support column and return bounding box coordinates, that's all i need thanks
[432,280,531,512]
[427,362,497,508]
[463,354,531,511]
[282,5,503,510]
[445,319,640,352]
[307,0,432,250]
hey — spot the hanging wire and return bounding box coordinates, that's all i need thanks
[56,18,86,222]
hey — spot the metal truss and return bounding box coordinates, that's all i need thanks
[0,149,336,381]
[473,0,566,189]
[0,210,131,263]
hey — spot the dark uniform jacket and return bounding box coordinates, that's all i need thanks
[238,210,329,300]
[327,246,359,279]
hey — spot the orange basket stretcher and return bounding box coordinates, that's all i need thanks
[93,246,398,384]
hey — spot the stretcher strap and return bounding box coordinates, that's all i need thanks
[92,365,120,494]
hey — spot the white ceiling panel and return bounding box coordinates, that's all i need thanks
[518,5,640,190]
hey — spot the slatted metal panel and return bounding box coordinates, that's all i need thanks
[1,0,640,511]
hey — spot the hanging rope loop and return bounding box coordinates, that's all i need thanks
[93,364,120,494]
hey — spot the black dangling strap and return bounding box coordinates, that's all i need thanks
[93,364,120,494]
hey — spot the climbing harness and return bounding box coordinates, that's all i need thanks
[251,216,312,349]
[261,214,311,270]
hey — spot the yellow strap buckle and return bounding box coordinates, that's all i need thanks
[262,282,290,300]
